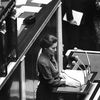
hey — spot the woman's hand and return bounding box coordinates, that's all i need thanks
[59,70,66,79]
[69,19,77,25]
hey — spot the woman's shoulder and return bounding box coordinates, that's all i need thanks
[38,53,50,65]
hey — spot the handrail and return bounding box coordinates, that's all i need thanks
[0,0,61,90]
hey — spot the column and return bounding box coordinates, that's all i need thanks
[57,1,63,73]
[20,55,26,100]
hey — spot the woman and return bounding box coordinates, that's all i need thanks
[36,34,80,100]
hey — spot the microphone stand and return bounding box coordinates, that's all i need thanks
[75,56,88,84]
[74,48,91,84]
[73,60,87,85]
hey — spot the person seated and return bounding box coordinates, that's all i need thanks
[36,34,80,100]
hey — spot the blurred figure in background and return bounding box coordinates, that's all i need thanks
[62,0,98,53]
[61,0,77,25]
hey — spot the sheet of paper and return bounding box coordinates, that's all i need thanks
[64,69,87,86]
[31,0,52,4]
[63,10,83,26]
[16,6,42,17]
[16,0,27,6]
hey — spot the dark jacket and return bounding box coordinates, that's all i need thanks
[62,0,73,21]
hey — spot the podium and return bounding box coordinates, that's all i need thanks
[54,49,100,100]
[55,72,97,100]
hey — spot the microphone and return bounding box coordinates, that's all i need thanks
[73,48,90,83]
[85,51,91,74]
[75,56,89,83]
[85,51,90,65]
[75,56,86,70]
[72,59,87,85]
[74,47,91,73]
[73,56,86,73]
[72,61,83,70]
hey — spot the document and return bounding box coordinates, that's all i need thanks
[63,69,87,86]
[63,10,83,26]
[31,0,52,4]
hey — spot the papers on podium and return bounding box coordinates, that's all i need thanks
[63,69,87,86]
[63,10,83,26]
[57,69,88,93]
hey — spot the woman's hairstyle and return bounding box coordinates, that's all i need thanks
[40,34,57,49]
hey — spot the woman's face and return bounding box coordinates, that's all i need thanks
[48,42,57,54]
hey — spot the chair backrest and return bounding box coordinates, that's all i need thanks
[36,48,42,77]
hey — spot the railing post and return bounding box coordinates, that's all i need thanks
[20,55,26,100]
[57,2,63,73]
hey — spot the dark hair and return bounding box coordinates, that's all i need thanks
[40,34,57,49]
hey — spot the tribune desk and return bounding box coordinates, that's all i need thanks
[55,49,100,100]
[56,72,98,100]
[0,0,62,99]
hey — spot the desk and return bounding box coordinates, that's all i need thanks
[0,1,62,99]
[61,49,100,99]
[56,82,99,100]
[56,72,99,100]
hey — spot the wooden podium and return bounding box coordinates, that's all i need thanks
[55,72,97,100]
[54,49,100,100]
